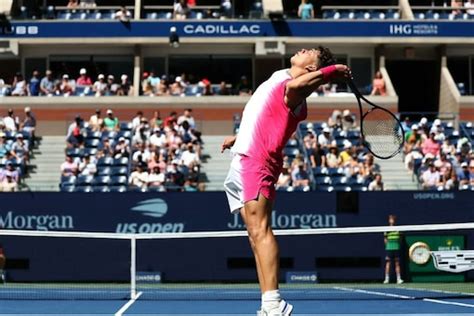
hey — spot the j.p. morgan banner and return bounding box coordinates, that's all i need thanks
[2,21,474,39]
[0,191,472,233]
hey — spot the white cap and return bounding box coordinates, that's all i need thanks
[175,76,182,82]
[420,117,428,125]
[434,119,441,126]
[121,74,128,81]
[323,127,331,133]
[108,74,114,80]
[119,137,125,141]
[306,122,314,129]
[343,140,352,149]
[343,109,351,116]
[24,107,31,112]
[62,74,69,79]
[16,133,23,138]
[80,68,87,75]
[461,162,468,167]
[106,109,113,114]
[411,124,418,130]
[98,74,105,79]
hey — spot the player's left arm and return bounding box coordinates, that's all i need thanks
[221,135,237,153]
[285,64,351,109]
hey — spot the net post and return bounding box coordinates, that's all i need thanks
[130,235,137,300]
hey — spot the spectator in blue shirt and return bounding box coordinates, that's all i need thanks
[298,0,314,20]
[28,71,41,96]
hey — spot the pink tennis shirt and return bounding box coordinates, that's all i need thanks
[230,69,307,202]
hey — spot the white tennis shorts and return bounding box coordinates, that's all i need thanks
[223,155,245,214]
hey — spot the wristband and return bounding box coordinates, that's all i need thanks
[319,65,338,81]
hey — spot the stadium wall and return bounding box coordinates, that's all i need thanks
[0,191,471,282]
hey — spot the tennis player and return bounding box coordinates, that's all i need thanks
[222,47,350,315]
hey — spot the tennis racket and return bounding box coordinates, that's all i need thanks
[347,78,405,160]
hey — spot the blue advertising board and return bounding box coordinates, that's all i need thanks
[0,191,472,282]
[1,21,473,39]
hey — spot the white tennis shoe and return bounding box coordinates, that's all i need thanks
[257,300,293,316]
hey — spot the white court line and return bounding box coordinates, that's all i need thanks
[334,286,474,309]
[424,298,474,308]
[114,291,143,316]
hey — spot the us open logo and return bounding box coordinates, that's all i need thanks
[116,199,185,234]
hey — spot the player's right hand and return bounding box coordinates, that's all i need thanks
[334,64,352,80]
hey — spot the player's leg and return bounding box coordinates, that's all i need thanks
[242,194,292,315]
[241,193,279,292]
[240,209,265,291]
[384,256,391,284]
[395,257,403,284]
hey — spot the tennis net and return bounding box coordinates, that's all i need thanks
[0,222,473,301]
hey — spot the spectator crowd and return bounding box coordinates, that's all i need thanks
[0,107,37,192]
[275,109,384,192]
[403,117,473,191]
[0,69,133,97]
[61,108,204,192]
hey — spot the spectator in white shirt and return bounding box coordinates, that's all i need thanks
[318,127,333,149]
[177,109,196,129]
[132,143,151,165]
[148,166,165,189]
[3,109,17,132]
[174,0,189,19]
[422,163,441,190]
[11,73,27,96]
[93,74,108,96]
[129,165,148,189]
[150,128,167,148]
[115,6,131,22]
[78,155,97,176]
[132,111,144,131]
[368,173,384,191]
[466,0,474,15]
[180,144,200,170]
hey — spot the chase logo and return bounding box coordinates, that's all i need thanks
[131,199,168,218]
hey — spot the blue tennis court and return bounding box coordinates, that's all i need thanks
[1,284,474,315]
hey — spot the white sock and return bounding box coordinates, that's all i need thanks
[384,274,389,280]
[262,290,281,311]
[397,274,402,280]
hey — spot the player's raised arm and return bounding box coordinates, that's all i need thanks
[285,64,350,108]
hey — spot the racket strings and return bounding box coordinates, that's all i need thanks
[362,108,404,159]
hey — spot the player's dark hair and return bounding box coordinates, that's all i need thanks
[316,46,337,69]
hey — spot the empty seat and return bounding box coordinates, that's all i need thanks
[93,186,110,193]
[111,176,128,185]
[92,176,111,186]
[85,139,100,148]
[313,167,329,176]
[120,122,133,131]
[315,185,334,192]
[76,175,94,186]
[86,130,101,139]
[111,166,128,176]
[84,148,98,156]
[113,157,129,166]
[97,167,112,176]
[283,148,300,158]
[66,148,81,157]
[109,186,128,192]
[74,186,93,193]
[118,131,132,140]
[60,184,75,192]
[97,157,114,166]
